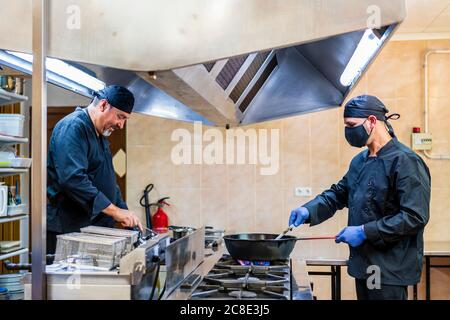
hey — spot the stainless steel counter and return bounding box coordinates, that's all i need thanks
[422,241,450,300]
[424,241,450,256]
[24,269,133,300]
[292,241,349,300]
[293,242,349,266]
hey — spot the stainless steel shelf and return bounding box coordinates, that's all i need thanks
[0,134,28,145]
[0,168,28,177]
[0,214,28,224]
[0,248,28,261]
[0,88,28,106]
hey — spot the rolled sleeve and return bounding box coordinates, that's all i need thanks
[92,191,113,220]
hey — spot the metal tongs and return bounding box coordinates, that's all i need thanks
[134,227,158,247]
[275,224,295,240]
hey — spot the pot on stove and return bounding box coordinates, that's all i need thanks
[169,226,196,240]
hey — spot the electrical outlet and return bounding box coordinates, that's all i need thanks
[294,187,312,197]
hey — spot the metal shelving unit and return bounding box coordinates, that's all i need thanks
[0,168,28,177]
[0,215,28,224]
[0,248,28,261]
[0,89,30,267]
[0,134,28,145]
[0,88,28,106]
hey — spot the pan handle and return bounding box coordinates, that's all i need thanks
[295,236,336,241]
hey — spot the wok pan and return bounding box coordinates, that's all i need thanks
[223,233,336,261]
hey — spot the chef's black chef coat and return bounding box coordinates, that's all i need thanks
[303,138,431,285]
[47,107,127,233]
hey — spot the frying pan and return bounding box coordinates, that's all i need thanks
[223,233,336,261]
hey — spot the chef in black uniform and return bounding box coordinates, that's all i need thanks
[289,95,431,300]
[47,85,143,253]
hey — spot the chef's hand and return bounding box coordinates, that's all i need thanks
[289,207,310,227]
[104,204,143,231]
[335,225,366,247]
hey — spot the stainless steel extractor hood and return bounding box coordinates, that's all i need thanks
[0,0,406,126]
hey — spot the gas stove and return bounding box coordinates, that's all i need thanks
[187,254,300,300]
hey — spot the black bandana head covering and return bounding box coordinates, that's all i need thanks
[93,85,135,114]
[344,95,400,137]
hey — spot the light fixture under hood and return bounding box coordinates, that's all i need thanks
[0,50,105,96]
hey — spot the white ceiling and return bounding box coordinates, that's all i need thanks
[395,0,450,39]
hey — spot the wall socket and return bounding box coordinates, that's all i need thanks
[294,187,312,197]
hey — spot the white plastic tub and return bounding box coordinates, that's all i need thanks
[10,158,32,168]
[7,204,28,216]
[0,114,25,137]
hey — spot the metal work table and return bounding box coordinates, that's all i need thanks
[299,241,450,300]
[294,243,348,300]
[421,241,450,300]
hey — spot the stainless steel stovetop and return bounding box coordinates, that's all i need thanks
[164,248,313,300]
[190,254,292,300]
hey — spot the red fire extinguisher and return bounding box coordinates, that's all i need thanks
[151,197,170,233]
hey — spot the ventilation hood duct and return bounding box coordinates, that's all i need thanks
[0,0,406,126]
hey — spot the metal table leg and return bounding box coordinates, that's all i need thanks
[425,256,430,300]
[335,265,341,300]
[331,266,336,300]
[307,265,343,300]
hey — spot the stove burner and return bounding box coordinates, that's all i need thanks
[229,290,258,299]
[237,276,260,283]
[237,260,270,266]
[190,254,292,300]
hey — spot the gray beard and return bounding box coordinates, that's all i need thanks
[102,129,113,137]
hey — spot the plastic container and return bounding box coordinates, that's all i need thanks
[0,273,23,283]
[9,290,24,300]
[10,158,32,168]
[0,241,22,253]
[7,204,28,216]
[0,287,10,300]
[0,114,25,137]
[0,274,24,300]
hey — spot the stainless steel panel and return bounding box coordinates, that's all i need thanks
[0,1,406,126]
[241,46,344,124]
[163,227,205,298]
[0,0,406,71]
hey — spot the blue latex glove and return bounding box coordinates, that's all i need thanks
[335,225,367,247]
[289,207,310,227]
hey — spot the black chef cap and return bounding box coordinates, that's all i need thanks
[344,95,400,137]
[93,85,135,114]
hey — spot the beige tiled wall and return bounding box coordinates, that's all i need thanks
[127,40,450,299]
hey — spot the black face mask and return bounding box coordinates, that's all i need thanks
[345,120,372,148]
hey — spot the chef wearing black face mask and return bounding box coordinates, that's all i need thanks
[289,95,431,300]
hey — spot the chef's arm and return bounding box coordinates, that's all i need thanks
[103,204,142,231]
[363,157,431,247]
[303,174,349,226]
[53,126,112,220]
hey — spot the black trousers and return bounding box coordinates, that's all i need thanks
[355,279,408,300]
[46,231,61,255]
